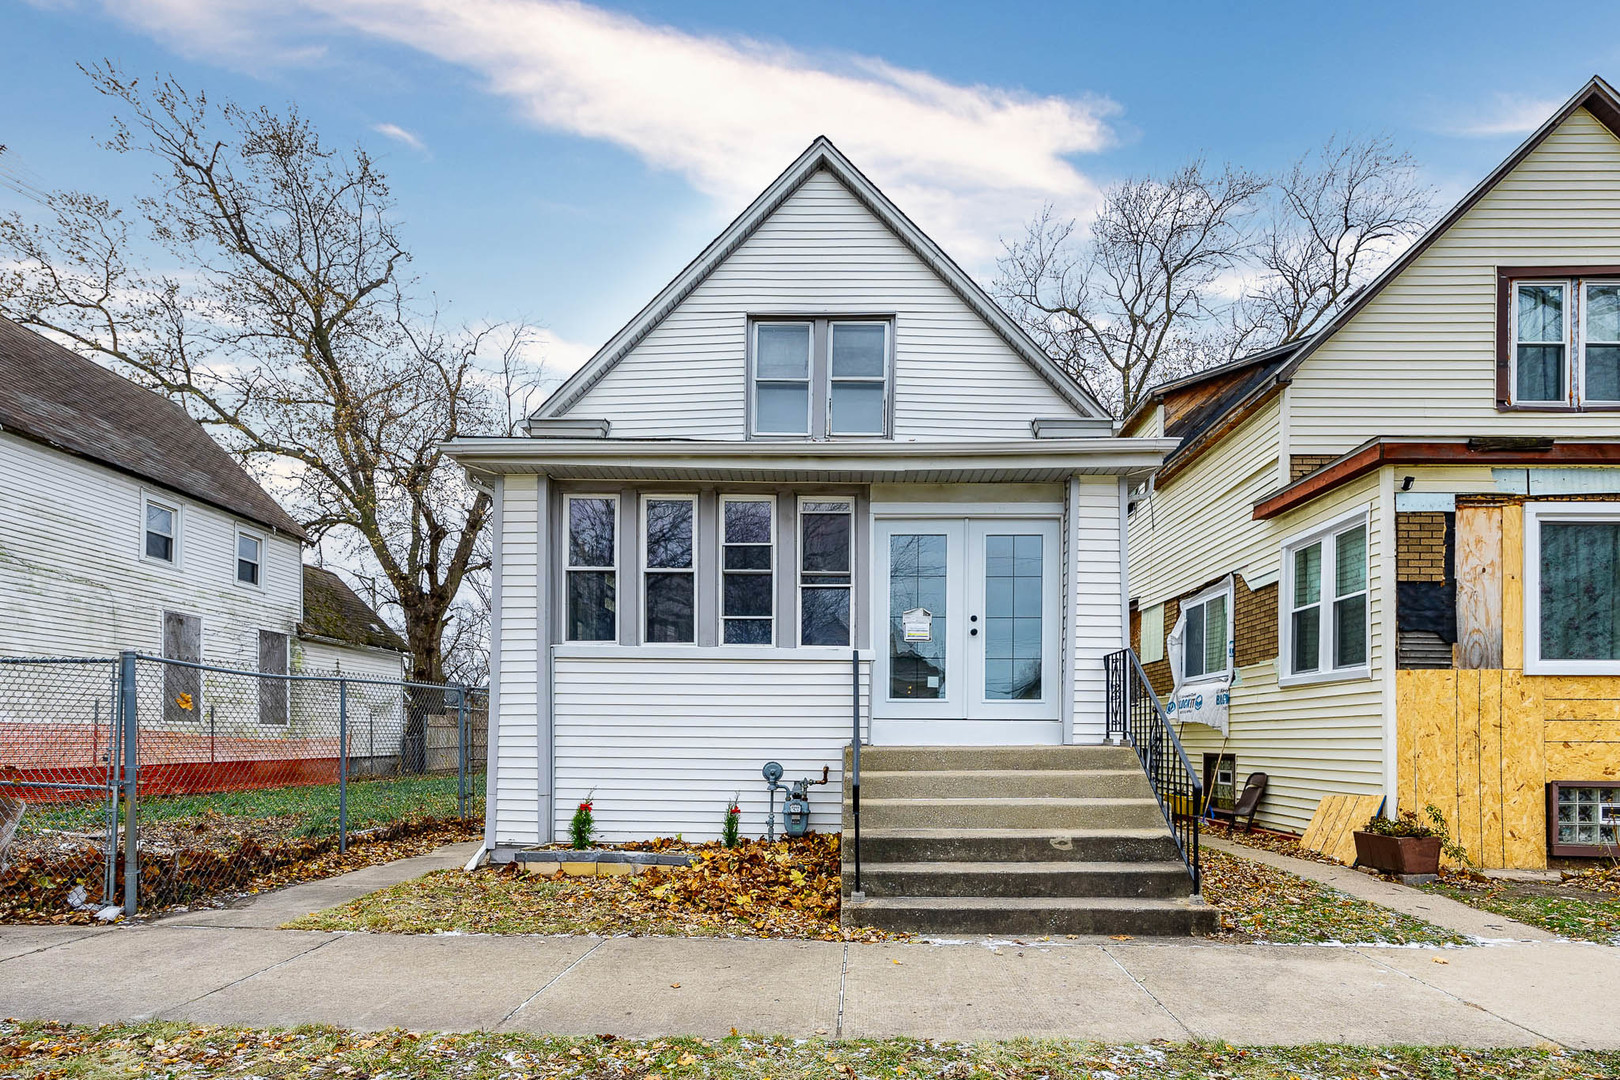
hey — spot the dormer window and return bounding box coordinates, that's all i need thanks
[1500,269,1620,408]
[750,316,891,438]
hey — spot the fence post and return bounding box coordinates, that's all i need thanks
[118,651,138,917]
[339,678,349,854]
[457,686,469,820]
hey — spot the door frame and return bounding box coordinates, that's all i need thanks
[869,503,1064,743]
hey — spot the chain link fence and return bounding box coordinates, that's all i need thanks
[0,653,486,921]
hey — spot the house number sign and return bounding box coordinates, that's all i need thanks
[901,607,933,642]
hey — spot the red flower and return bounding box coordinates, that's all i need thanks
[578,801,593,812]
[728,805,741,814]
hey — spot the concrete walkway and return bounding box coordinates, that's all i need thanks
[1,841,1615,1049]
[1201,835,1553,941]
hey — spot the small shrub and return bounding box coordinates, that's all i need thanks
[722,794,741,848]
[569,794,596,850]
[1364,804,1472,866]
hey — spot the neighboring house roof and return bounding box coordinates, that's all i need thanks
[0,316,307,539]
[1132,75,1620,485]
[299,566,408,653]
[533,136,1109,424]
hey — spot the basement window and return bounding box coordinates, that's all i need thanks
[1549,781,1620,857]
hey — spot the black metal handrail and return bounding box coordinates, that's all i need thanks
[1104,647,1201,893]
[849,649,863,899]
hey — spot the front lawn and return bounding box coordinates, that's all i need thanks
[286,833,900,941]
[1201,849,1466,945]
[3,1021,1615,1080]
[1424,870,1620,944]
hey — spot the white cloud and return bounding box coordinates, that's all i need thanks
[108,0,1117,261]
[370,122,425,152]
[1445,93,1562,138]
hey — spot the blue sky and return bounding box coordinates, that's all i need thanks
[5,0,1620,385]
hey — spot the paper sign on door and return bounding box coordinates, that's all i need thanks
[901,607,933,642]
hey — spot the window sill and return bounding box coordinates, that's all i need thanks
[1524,659,1620,676]
[1276,665,1372,689]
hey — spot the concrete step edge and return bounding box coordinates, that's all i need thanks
[840,860,1192,876]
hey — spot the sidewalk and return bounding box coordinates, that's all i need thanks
[1,843,1615,1049]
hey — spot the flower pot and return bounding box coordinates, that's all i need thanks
[1352,831,1441,876]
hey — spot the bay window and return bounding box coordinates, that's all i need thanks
[565,494,618,642]
[1525,503,1620,673]
[720,496,774,644]
[643,495,696,643]
[1283,513,1369,680]
[799,498,853,646]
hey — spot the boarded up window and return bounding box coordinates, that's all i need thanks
[162,611,202,724]
[1455,505,1504,669]
[258,630,289,726]
[1397,510,1457,669]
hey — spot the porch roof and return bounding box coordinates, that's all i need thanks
[445,436,1178,485]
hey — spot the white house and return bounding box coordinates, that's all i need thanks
[447,139,1201,936]
[1124,78,1620,869]
[0,317,404,695]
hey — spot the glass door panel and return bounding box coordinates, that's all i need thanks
[888,533,950,699]
[983,533,1044,700]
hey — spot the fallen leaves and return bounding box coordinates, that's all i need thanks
[1201,849,1467,946]
[1425,874,1620,944]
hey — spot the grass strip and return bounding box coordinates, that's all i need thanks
[2,1021,1614,1079]
[1425,880,1620,944]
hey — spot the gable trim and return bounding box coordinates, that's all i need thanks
[533,138,1107,422]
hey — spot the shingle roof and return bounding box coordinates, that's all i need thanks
[0,317,306,539]
[299,566,408,652]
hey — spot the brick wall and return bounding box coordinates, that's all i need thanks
[1396,512,1449,583]
[1290,454,1338,482]
[1234,578,1278,667]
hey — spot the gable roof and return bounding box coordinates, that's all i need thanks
[299,566,407,653]
[1134,76,1620,481]
[534,137,1108,423]
[0,317,306,539]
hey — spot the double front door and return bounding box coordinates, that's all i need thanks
[872,516,1061,741]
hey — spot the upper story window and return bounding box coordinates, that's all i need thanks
[144,496,178,564]
[236,530,263,586]
[750,317,891,439]
[565,494,618,642]
[1282,512,1369,682]
[1502,271,1620,408]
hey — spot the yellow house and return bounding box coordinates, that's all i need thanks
[1125,78,1620,869]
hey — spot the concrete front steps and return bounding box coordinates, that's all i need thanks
[841,745,1215,937]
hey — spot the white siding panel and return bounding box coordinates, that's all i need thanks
[293,638,405,683]
[1291,109,1620,454]
[1071,477,1124,741]
[552,653,870,841]
[491,475,542,846]
[0,432,302,664]
[570,170,1079,440]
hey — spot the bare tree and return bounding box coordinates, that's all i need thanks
[0,65,537,682]
[1240,135,1434,342]
[995,161,1266,415]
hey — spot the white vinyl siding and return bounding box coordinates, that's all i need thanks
[294,637,406,682]
[567,170,1080,440]
[1127,399,1387,834]
[0,431,302,666]
[490,474,543,847]
[552,650,870,841]
[1288,108,1620,454]
[1071,477,1127,742]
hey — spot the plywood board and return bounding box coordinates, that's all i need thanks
[1455,506,1503,669]
[1300,793,1385,865]
[1501,505,1524,670]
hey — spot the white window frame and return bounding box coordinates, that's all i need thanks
[1279,506,1372,687]
[1524,501,1620,675]
[563,492,619,643]
[750,320,813,437]
[1180,579,1232,685]
[1580,279,1620,406]
[641,493,698,645]
[234,527,264,589]
[797,496,855,648]
[718,494,775,646]
[1509,279,1571,407]
[826,320,890,437]
[141,492,181,567]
